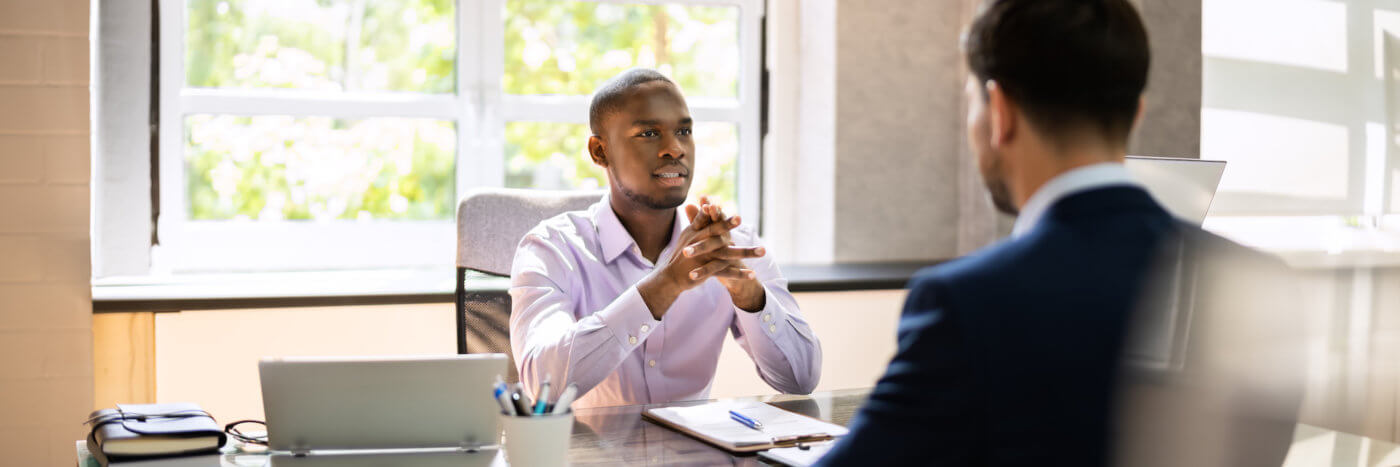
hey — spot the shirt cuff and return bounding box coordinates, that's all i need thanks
[596,285,663,350]
[734,284,786,337]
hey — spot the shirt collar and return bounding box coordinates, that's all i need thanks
[1011,162,1140,238]
[592,194,689,264]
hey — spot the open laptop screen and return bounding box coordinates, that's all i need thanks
[1123,156,1226,226]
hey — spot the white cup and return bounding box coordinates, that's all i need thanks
[500,412,574,466]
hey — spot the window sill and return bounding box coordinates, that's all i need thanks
[1203,216,1400,269]
[90,261,944,313]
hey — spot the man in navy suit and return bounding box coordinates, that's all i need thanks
[817,1,1300,465]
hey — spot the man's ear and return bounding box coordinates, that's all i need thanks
[986,80,1016,149]
[587,135,608,168]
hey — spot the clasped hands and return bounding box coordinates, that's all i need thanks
[638,196,767,319]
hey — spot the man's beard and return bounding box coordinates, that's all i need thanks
[618,183,687,210]
[982,153,1019,216]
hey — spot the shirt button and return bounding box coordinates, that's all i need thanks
[649,359,657,367]
[628,336,638,345]
[762,313,772,322]
[640,324,650,333]
[768,324,777,333]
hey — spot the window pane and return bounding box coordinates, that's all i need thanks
[503,121,738,209]
[503,121,604,191]
[185,115,456,221]
[185,0,456,93]
[504,0,739,98]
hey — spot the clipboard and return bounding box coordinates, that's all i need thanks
[641,400,848,453]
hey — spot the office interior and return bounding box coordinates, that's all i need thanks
[2,0,1399,465]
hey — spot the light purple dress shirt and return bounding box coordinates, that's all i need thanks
[509,196,822,409]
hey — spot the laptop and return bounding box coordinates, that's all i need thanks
[1122,155,1227,225]
[258,354,508,454]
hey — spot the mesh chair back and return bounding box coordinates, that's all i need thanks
[455,188,603,384]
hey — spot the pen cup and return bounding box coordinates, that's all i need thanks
[501,412,574,466]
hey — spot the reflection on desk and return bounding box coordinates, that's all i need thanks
[266,450,497,467]
[77,387,1398,466]
[76,389,867,467]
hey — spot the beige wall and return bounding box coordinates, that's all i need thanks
[831,0,965,263]
[151,290,907,424]
[816,0,1205,260]
[0,0,94,465]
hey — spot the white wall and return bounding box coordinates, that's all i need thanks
[0,0,94,465]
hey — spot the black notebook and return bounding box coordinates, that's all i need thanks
[86,403,226,465]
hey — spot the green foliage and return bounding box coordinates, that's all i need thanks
[503,0,739,97]
[501,0,741,208]
[182,0,741,221]
[185,115,455,221]
[186,0,454,92]
[504,122,605,190]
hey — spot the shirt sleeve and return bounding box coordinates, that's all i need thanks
[508,231,661,399]
[727,226,823,394]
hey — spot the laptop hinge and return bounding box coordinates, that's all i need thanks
[459,440,497,453]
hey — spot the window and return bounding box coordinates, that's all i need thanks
[1200,0,1396,217]
[156,0,762,272]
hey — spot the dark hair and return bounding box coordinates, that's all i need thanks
[589,68,676,136]
[964,0,1150,144]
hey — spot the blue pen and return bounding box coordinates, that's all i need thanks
[729,410,764,431]
[493,377,515,415]
[533,376,552,415]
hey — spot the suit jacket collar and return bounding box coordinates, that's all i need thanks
[1042,185,1170,227]
[1012,162,1141,238]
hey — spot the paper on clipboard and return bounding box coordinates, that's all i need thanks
[642,400,848,452]
[758,440,836,467]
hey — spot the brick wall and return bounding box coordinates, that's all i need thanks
[0,0,94,465]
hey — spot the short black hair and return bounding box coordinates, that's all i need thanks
[588,68,676,136]
[964,0,1150,144]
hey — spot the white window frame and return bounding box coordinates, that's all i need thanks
[154,0,763,273]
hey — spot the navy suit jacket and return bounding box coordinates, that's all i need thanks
[817,186,1221,466]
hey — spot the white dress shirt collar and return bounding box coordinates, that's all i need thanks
[1011,162,1140,238]
[592,194,687,264]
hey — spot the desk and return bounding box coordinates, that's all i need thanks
[564,389,865,465]
[77,387,1400,466]
[76,389,868,466]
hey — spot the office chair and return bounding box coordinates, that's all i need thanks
[455,188,603,383]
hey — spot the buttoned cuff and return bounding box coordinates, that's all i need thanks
[734,284,787,337]
[597,285,662,350]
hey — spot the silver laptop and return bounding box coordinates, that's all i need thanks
[258,354,508,454]
[1123,155,1227,225]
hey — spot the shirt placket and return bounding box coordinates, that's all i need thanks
[627,244,670,403]
[621,245,662,404]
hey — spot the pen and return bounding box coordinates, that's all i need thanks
[493,377,516,416]
[729,410,763,431]
[551,383,579,414]
[533,376,552,415]
[510,383,533,415]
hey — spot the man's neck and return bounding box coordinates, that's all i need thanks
[1011,138,1126,210]
[609,196,676,263]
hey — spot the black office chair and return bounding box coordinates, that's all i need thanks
[455,188,603,384]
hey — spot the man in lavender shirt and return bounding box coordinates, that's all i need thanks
[509,69,822,409]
